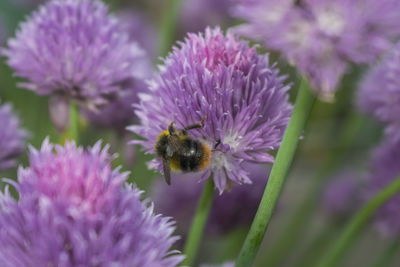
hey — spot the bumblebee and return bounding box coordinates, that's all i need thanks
[155,115,211,185]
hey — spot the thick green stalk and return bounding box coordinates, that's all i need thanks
[263,113,365,266]
[235,79,315,267]
[370,238,400,267]
[67,101,79,143]
[158,0,182,58]
[318,176,400,267]
[182,178,215,266]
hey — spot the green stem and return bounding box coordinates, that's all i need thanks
[67,101,79,143]
[263,113,365,266]
[370,238,400,267]
[158,0,182,58]
[218,228,248,261]
[182,178,215,266]
[318,176,400,267]
[235,79,316,267]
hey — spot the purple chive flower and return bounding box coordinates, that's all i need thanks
[84,12,155,133]
[117,11,157,61]
[129,27,292,193]
[83,69,151,133]
[152,163,269,235]
[0,139,183,266]
[0,103,27,171]
[321,172,364,222]
[180,0,233,33]
[358,42,400,141]
[84,84,144,134]
[233,0,400,101]
[365,138,400,237]
[3,0,144,110]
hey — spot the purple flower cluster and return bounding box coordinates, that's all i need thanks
[130,27,292,193]
[0,103,27,171]
[365,138,400,237]
[152,163,269,235]
[0,140,183,266]
[84,11,155,133]
[180,0,232,33]
[4,0,145,110]
[321,172,364,222]
[84,83,145,133]
[233,0,400,101]
[358,42,400,141]
[117,11,157,60]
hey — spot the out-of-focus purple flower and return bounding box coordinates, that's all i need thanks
[129,27,292,193]
[233,0,400,101]
[84,11,155,133]
[118,11,157,61]
[152,163,269,235]
[0,103,27,171]
[84,78,148,134]
[366,137,400,237]
[0,139,183,266]
[358,42,400,141]
[180,0,232,33]
[321,172,363,222]
[3,0,145,110]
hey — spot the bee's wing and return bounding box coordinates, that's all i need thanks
[166,146,174,157]
[166,136,181,157]
[162,157,172,185]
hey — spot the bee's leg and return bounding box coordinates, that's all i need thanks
[183,114,208,132]
[162,157,172,185]
[211,139,222,152]
[214,139,221,149]
[168,121,175,135]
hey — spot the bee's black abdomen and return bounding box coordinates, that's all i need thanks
[179,138,203,172]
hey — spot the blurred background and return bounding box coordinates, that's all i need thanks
[0,0,397,266]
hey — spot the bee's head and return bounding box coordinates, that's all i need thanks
[166,121,185,138]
